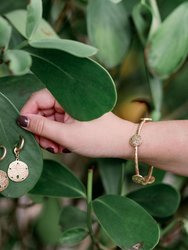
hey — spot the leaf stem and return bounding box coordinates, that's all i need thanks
[149,0,161,38]
[87,167,95,248]
[150,0,161,22]
[87,167,93,204]
[15,40,29,50]
[144,57,163,121]
[119,163,126,196]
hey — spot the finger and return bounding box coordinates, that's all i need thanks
[41,108,55,117]
[55,112,65,123]
[20,88,56,114]
[17,114,68,146]
[38,137,59,153]
[39,136,69,154]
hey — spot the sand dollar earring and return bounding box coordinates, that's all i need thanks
[8,136,29,182]
[0,145,9,192]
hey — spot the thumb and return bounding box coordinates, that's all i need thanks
[16,114,66,145]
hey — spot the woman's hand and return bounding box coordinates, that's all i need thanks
[17,88,188,176]
[17,88,135,158]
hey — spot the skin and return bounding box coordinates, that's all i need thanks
[20,88,188,176]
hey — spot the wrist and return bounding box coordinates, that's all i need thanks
[114,118,137,160]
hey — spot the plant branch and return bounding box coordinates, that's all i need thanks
[87,167,95,249]
[150,0,161,22]
[119,163,126,196]
[149,0,161,38]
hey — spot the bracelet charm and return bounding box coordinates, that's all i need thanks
[129,118,155,185]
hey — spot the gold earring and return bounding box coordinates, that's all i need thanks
[0,145,9,192]
[7,136,29,182]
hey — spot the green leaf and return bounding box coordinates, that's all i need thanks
[8,25,25,50]
[60,206,88,231]
[97,158,126,195]
[30,160,86,198]
[29,38,98,57]
[93,195,160,250]
[3,49,32,75]
[27,48,117,121]
[60,228,88,246]
[132,3,152,45]
[6,10,58,40]
[0,92,43,198]
[59,206,88,246]
[146,2,188,79]
[0,73,44,110]
[109,0,122,3]
[35,198,62,244]
[122,0,140,15]
[127,184,180,218]
[26,0,42,39]
[87,0,131,68]
[97,227,116,249]
[0,16,12,50]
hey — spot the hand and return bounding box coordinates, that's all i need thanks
[17,88,135,158]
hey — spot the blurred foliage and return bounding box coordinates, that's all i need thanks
[0,0,188,250]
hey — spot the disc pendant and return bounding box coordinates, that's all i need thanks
[8,160,29,182]
[0,170,9,191]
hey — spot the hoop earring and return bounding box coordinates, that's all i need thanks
[7,136,29,182]
[0,145,9,192]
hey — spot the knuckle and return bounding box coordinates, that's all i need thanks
[34,118,45,136]
[30,91,38,99]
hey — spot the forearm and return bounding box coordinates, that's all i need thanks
[123,120,188,176]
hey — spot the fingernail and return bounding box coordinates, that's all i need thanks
[46,147,55,153]
[17,115,29,128]
[62,148,71,153]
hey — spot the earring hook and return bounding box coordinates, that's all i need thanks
[14,136,24,153]
[0,145,7,160]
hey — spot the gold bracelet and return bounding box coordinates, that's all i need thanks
[129,118,155,185]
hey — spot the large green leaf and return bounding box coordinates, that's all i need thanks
[0,73,44,110]
[60,206,88,231]
[26,0,42,39]
[3,50,32,76]
[29,38,98,57]
[27,48,117,121]
[87,0,131,68]
[127,184,180,218]
[6,10,58,40]
[30,160,86,198]
[0,92,43,198]
[97,158,126,195]
[59,206,88,246]
[146,2,188,79]
[0,16,12,50]
[93,195,160,250]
